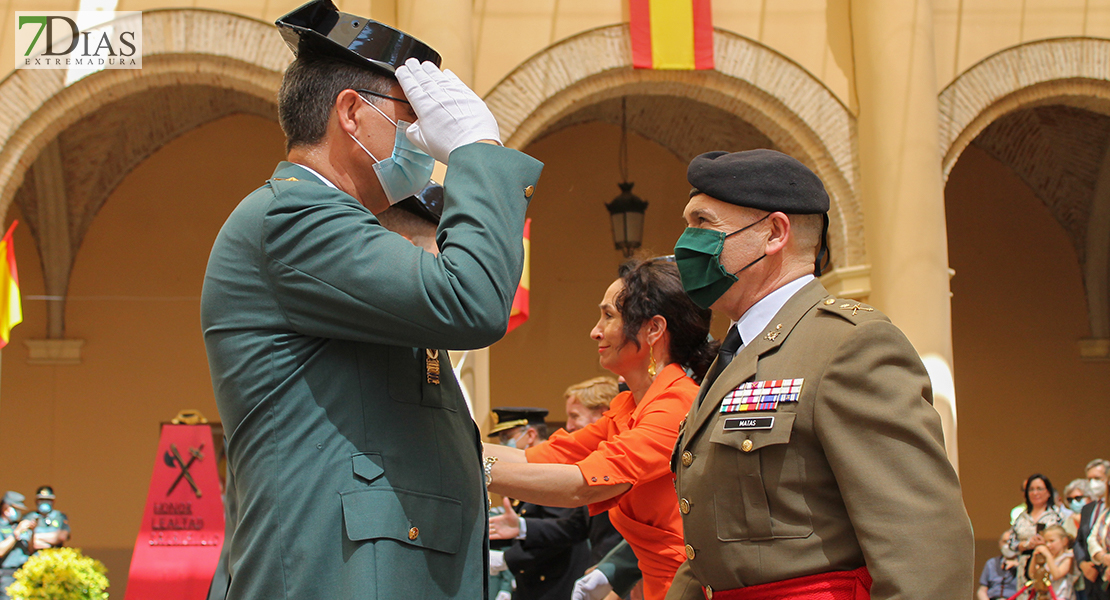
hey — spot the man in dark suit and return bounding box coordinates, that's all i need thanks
[200,1,542,598]
[666,150,973,599]
[488,408,591,600]
[1077,479,1108,600]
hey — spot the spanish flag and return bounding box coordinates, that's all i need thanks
[0,221,21,348]
[630,0,714,70]
[507,219,530,333]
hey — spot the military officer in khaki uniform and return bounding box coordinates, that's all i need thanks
[666,150,973,600]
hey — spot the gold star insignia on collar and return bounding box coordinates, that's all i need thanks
[839,303,874,316]
[764,323,783,341]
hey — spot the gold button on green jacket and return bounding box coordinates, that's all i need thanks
[201,143,542,600]
[666,280,974,600]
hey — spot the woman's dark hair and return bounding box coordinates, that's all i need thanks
[614,258,718,382]
[278,54,394,153]
[1023,473,1056,513]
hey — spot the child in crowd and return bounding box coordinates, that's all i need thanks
[1033,524,1078,599]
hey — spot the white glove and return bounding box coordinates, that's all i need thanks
[489,549,508,575]
[571,568,612,600]
[495,592,512,600]
[394,58,501,164]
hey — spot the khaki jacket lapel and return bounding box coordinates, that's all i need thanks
[683,279,830,450]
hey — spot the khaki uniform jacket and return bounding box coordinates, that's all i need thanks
[201,143,542,600]
[666,280,973,600]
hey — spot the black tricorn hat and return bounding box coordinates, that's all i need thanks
[275,0,441,74]
[394,184,444,225]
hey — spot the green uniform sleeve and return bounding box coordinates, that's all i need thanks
[265,143,542,350]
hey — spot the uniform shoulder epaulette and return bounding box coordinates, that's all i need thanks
[817,297,885,323]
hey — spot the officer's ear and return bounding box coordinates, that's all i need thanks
[335,89,366,135]
[764,212,791,257]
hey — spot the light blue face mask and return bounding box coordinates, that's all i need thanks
[1069,498,1086,512]
[350,95,435,205]
[503,428,529,449]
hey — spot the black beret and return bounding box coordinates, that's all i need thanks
[488,407,548,436]
[276,0,441,74]
[687,149,829,214]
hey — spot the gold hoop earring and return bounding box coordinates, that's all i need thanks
[647,345,657,378]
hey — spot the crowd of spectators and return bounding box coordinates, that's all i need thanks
[979,459,1110,600]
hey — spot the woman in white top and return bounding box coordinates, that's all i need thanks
[1007,474,1072,588]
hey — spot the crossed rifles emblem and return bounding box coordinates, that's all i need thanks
[164,443,205,498]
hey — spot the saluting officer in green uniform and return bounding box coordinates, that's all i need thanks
[199,0,542,598]
[27,486,69,551]
[666,150,973,599]
[0,492,35,600]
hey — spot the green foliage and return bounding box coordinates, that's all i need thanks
[5,547,109,600]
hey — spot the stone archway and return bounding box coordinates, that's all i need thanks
[939,37,1110,355]
[483,25,864,270]
[0,9,289,344]
[0,9,289,220]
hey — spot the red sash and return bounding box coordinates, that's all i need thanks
[706,567,872,600]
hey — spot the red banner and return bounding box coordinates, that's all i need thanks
[124,424,224,600]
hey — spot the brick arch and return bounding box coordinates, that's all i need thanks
[484,25,864,268]
[0,8,289,222]
[939,37,1110,181]
[939,37,1110,348]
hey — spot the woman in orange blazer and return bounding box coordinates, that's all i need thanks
[485,258,718,600]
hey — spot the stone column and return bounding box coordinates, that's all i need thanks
[851,0,960,469]
[397,0,474,85]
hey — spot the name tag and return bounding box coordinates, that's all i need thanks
[723,416,775,430]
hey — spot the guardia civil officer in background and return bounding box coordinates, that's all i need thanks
[666,150,973,599]
[200,0,542,598]
[28,486,69,550]
[487,408,592,600]
[0,492,34,600]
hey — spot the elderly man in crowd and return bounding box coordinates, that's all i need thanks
[1077,477,1108,600]
[666,149,974,599]
[200,1,541,598]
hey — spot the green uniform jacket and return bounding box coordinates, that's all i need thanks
[666,280,974,600]
[201,143,542,600]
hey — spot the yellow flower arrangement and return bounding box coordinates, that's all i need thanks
[5,547,109,600]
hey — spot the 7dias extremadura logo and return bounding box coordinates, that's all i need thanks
[15,11,142,70]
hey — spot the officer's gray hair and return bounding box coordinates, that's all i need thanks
[278,54,393,153]
[1086,458,1110,474]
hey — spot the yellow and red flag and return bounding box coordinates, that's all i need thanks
[630,0,714,70]
[507,219,531,333]
[0,221,21,348]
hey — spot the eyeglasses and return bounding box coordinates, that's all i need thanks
[355,88,410,105]
[1067,495,1086,501]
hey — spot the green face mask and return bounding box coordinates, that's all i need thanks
[674,214,769,309]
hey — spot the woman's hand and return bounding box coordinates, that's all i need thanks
[489,497,521,540]
[1021,534,1045,551]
